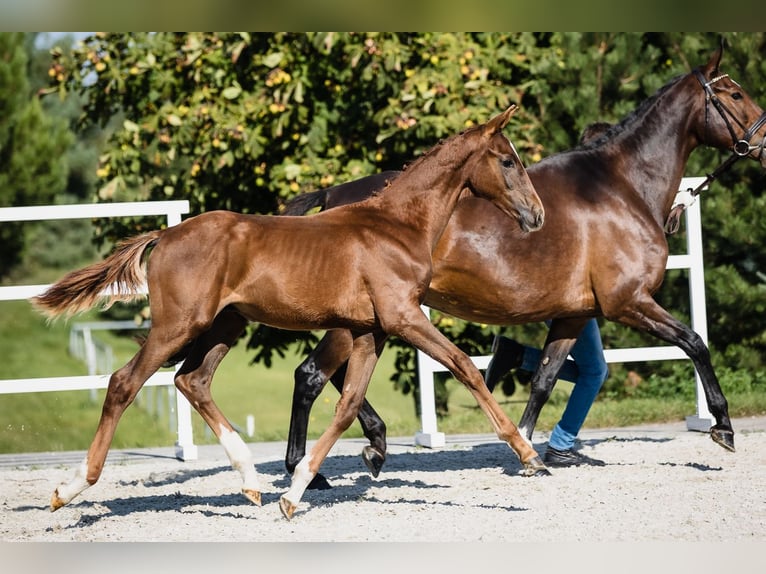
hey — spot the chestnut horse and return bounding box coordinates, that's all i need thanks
[281,42,766,487]
[32,106,545,520]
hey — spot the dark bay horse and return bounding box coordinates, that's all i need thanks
[281,42,766,486]
[32,106,546,520]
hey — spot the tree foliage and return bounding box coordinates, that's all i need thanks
[46,32,766,406]
[0,33,72,278]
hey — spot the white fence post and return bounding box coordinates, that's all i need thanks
[0,200,198,460]
[414,305,446,448]
[414,177,712,447]
[682,197,714,430]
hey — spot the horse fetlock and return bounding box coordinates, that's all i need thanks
[279,496,298,520]
[50,489,69,512]
[50,459,93,511]
[710,426,736,452]
[521,455,552,477]
[242,488,262,506]
[362,446,385,478]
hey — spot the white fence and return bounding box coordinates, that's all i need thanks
[415,177,712,447]
[0,201,198,460]
[0,180,713,456]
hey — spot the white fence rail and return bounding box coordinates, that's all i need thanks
[0,201,198,460]
[415,177,712,448]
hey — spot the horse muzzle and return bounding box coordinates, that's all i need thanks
[518,206,545,233]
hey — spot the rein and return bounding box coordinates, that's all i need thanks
[664,70,766,234]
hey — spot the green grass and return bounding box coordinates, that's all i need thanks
[437,379,766,435]
[2,298,765,454]
[0,299,419,452]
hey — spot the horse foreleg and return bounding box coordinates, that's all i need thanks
[286,330,352,480]
[327,364,388,479]
[394,310,549,477]
[518,317,587,440]
[51,331,186,511]
[612,296,734,451]
[287,330,388,486]
[280,331,386,520]
[173,310,262,504]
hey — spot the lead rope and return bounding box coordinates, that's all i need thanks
[664,152,742,234]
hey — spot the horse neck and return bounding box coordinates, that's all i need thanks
[377,143,478,249]
[600,74,702,226]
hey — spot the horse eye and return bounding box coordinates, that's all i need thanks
[501,158,515,169]
[732,92,743,100]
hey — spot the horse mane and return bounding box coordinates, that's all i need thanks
[401,138,448,173]
[577,73,686,151]
[400,123,485,173]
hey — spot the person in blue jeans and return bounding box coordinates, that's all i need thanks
[483,121,613,468]
[483,318,609,467]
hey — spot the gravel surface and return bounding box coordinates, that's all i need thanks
[2,416,764,546]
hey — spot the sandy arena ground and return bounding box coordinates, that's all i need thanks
[1,416,763,572]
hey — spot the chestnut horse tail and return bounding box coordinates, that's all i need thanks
[31,230,163,319]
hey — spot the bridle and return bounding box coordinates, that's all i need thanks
[664,69,766,234]
[696,69,766,159]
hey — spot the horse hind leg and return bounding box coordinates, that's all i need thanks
[172,310,262,504]
[356,390,387,478]
[612,297,734,452]
[51,327,192,511]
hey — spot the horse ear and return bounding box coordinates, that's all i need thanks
[483,104,518,136]
[702,36,725,77]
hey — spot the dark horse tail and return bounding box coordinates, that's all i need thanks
[31,230,163,319]
[281,170,401,216]
[281,188,330,215]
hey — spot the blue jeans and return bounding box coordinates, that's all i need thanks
[519,319,608,450]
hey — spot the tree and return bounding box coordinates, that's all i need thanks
[0,32,72,279]
[48,32,766,410]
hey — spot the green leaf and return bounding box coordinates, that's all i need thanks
[284,163,301,180]
[222,84,242,100]
[263,52,283,68]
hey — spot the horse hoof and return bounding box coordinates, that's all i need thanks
[50,489,66,512]
[362,446,385,478]
[242,488,262,506]
[279,496,297,521]
[521,456,552,477]
[307,473,332,490]
[711,426,735,452]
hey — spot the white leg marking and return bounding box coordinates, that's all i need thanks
[219,425,261,494]
[282,454,314,507]
[518,425,534,448]
[55,457,92,505]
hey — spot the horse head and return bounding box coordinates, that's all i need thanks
[468,105,545,232]
[694,39,766,169]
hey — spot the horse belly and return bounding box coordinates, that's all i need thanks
[231,273,378,332]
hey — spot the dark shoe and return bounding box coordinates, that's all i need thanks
[484,335,524,394]
[501,373,517,397]
[543,446,606,468]
[515,368,534,385]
